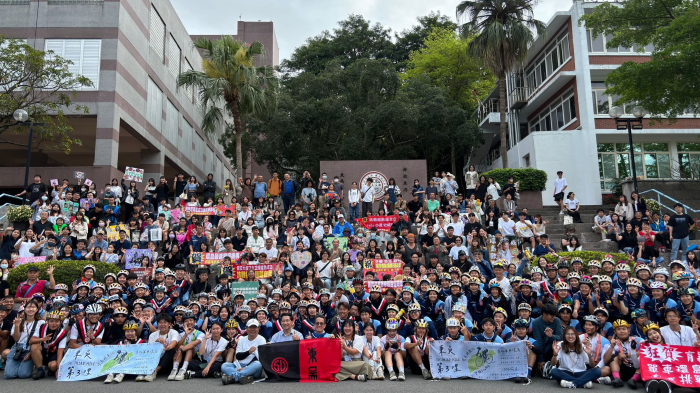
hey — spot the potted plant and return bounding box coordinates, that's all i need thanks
[7,205,33,232]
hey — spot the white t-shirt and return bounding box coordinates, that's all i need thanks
[11,320,44,344]
[341,335,364,361]
[236,334,267,366]
[554,178,568,194]
[515,220,535,237]
[498,219,516,236]
[360,335,381,358]
[380,334,405,354]
[15,239,37,258]
[69,321,104,345]
[405,335,430,355]
[148,329,180,349]
[565,199,579,210]
[449,245,469,261]
[578,333,610,368]
[661,325,697,347]
[261,247,279,260]
[554,343,588,373]
[201,337,229,362]
[361,185,375,203]
[448,221,464,236]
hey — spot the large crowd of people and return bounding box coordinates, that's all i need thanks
[0,169,697,390]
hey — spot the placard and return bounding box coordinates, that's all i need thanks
[57,344,164,381]
[73,171,84,179]
[323,236,348,252]
[106,224,129,242]
[429,340,527,380]
[124,167,144,182]
[355,214,408,232]
[16,256,46,266]
[233,263,281,280]
[640,342,700,388]
[362,259,404,279]
[183,205,235,216]
[291,251,312,269]
[130,267,149,283]
[50,179,59,187]
[363,280,402,293]
[230,281,259,301]
[125,249,152,269]
[190,252,243,266]
[84,178,93,187]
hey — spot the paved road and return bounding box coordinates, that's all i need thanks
[2,371,698,393]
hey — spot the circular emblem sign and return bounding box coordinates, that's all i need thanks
[271,357,289,374]
[360,171,388,200]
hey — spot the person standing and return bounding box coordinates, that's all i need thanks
[464,165,478,199]
[348,182,361,222]
[202,173,217,201]
[318,173,331,209]
[361,179,376,218]
[333,176,344,203]
[668,203,696,261]
[553,171,568,214]
[281,173,298,214]
[267,172,283,209]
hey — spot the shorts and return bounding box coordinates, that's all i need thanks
[620,361,637,381]
[554,192,564,202]
[408,353,431,375]
[43,350,58,365]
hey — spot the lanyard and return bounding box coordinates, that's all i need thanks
[584,333,603,362]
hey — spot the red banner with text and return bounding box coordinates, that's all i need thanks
[640,342,700,387]
[355,215,408,232]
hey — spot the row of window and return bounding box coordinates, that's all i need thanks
[150,5,194,102]
[529,90,577,132]
[586,30,654,54]
[525,33,571,97]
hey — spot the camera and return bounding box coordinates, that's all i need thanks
[13,347,28,361]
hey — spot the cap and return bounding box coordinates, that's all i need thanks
[338,214,344,218]
[637,236,646,243]
[246,319,260,328]
[27,265,39,272]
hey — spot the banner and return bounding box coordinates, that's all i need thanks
[129,267,149,283]
[124,167,144,182]
[640,342,700,387]
[124,249,152,269]
[106,224,129,242]
[291,251,312,269]
[259,338,341,382]
[79,198,95,211]
[428,340,527,380]
[73,171,84,179]
[355,214,408,232]
[190,252,243,266]
[183,205,235,216]
[231,282,259,301]
[323,236,348,252]
[57,343,164,381]
[233,263,280,280]
[50,179,59,187]
[364,280,402,293]
[16,256,46,266]
[362,259,404,279]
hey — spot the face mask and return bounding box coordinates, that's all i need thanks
[322,176,327,180]
[48,242,56,247]
[357,234,363,238]
[334,179,339,182]
[41,196,48,201]
[99,222,105,227]
[318,220,324,225]
[81,188,86,192]
[0,264,7,270]
[169,234,175,239]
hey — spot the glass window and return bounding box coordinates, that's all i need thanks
[544,114,552,131]
[149,6,165,61]
[643,143,668,152]
[678,153,700,179]
[590,31,604,52]
[556,106,564,128]
[605,35,618,53]
[598,143,614,152]
[593,90,609,114]
[569,95,576,119]
[657,154,671,178]
[645,154,658,178]
[678,143,700,152]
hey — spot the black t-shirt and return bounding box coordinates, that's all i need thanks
[0,279,9,297]
[465,222,483,234]
[31,220,53,237]
[25,182,47,203]
[669,214,694,238]
[231,235,248,251]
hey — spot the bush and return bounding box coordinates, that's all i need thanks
[7,260,120,295]
[7,205,33,222]
[645,198,660,215]
[534,251,632,271]
[480,168,548,191]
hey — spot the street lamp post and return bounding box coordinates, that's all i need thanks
[609,105,647,194]
[13,109,44,206]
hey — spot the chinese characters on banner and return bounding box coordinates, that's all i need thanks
[124,167,144,182]
[640,343,700,388]
[362,259,404,279]
[129,267,149,283]
[355,214,408,232]
[183,205,236,216]
[428,340,528,380]
[16,256,46,266]
[57,344,164,381]
[364,280,403,293]
[233,263,281,280]
[189,252,243,266]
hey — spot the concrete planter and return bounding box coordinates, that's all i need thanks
[517,190,543,210]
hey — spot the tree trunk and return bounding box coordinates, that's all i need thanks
[498,73,509,169]
[451,142,457,177]
[231,100,244,178]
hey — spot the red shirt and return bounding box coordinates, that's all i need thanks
[15,279,48,299]
[638,230,656,247]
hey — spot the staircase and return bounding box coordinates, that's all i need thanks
[525,205,700,263]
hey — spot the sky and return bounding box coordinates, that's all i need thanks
[171,0,574,62]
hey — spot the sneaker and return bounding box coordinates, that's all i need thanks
[389,371,397,381]
[442,376,451,381]
[645,380,659,393]
[628,379,638,390]
[168,368,178,381]
[398,371,405,381]
[144,372,157,382]
[213,371,222,378]
[560,380,576,388]
[598,376,612,385]
[184,370,195,380]
[239,375,254,385]
[513,377,524,383]
[357,374,368,382]
[376,366,385,380]
[524,378,532,385]
[612,378,624,388]
[422,368,433,380]
[33,366,46,380]
[174,368,187,381]
[221,375,234,385]
[584,381,593,389]
[542,361,553,379]
[114,373,125,383]
[659,380,672,393]
[135,375,145,381]
[560,211,565,215]
[104,373,115,384]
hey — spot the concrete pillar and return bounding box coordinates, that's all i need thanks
[94,103,120,168]
[141,149,165,184]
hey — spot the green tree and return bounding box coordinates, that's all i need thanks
[177,36,278,176]
[0,38,91,153]
[457,0,545,168]
[391,12,458,72]
[403,28,495,174]
[579,0,699,118]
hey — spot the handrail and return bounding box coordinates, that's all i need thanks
[640,189,699,214]
[0,201,22,223]
[0,193,24,202]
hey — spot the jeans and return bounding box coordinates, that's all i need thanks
[551,367,602,388]
[282,194,295,214]
[320,277,332,290]
[4,345,34,379]
[349,203,361,222]
[516,257,530,277]
[221,360,263,381]
[671,236,689,261]
[622,247,635,255]
[637,257,664,268]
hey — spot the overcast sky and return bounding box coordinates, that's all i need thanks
[171,0,573,62]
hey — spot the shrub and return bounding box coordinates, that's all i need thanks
[480,168,548,191]
[533,251,632,271]
[644,198,660,215]
[602,194,617,205]
[7,205,33,222]
[7,260,121,295]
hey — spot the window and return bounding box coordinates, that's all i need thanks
[183,59,194,103]
[180,118,192,160]
[525,34,571,95]
[165,100,179,143]
[217,156,223,186]
[149,6,165,62]
[591,83,636,115]
[528,90,576,132]
[146,78,163,131]
[586,30,653,53]
[44,39,101,89]
[597,143,671,190]
[167,35,181,81]
[195,133,205,170]
[677,143,700,179]
[210,147,216,174]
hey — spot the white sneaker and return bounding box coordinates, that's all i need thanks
[560,210,564,215]
[174,368,187,381]
[584,381,593,389]
[135,375,145,381]
[598,376,612,385]
[114,373,124,383]
[144,372,157,382]
[168,368,178,381]
[376,366,385,380]
[560,380,576,389]
[398,371,405,381]
[104,373,114,384]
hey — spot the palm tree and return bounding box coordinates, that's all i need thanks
[457,0,545,168]
[178,36,278,176]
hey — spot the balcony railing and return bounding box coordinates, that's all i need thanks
[509,86,534,110]
[476,100,500,123]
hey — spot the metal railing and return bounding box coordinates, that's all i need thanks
[509,86,534,104]
[640,189,699,215]
[476,100,500,123]
[0,193,25,223]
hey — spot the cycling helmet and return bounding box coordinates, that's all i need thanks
[493,307,508,319]
[123,321,139,330]
[669,260,685,269]
[488,279,501,289]
[153,284,167,293]
[256,307,269,315]
[306,301,318,309]
[173,305,188,313]
[510,276,523,284]
[583,315,600,326]
[649,281,667,290]
[83,264,96,272]
[415,319,429,329]
[558,304,572,313]
[519,279,532,288]
[449,266,462,275]
[387,304,400,314]
[427,284,440,294]
[210,301,222,308]
[579,276,593,288]
[279,301,292,310]
[567,272,581,280]
[134,282,149,290]
[238,305,251,314]
[452,303,467,314]
[402,286,414,294]
[555,282,570,291]
[557,261,569,269]
[439,273,451,281]
[117,270,129,277]
[642,321,660,334]
[513,318,529,329]
[52,296,67,305]
[616,263,630,272]
[450,280,462,288]
[602,255,615,265]
[469,266,482,274]
[164,269,176,277]
[70,304,84,316]
[492,261,505,270]
[174,264,187,271]
[468,277,481,285]
[386,319,399,330]
[518,303,532,312]
[593,307,609,317]
[226,319,239,329]
[588,260,601,269]
[319,288,331,297]
[635,264,650,274]
[530,266,544,275]
[53,283,69,292]
[96,296,109,306]
[46,310,63,320]
[302,282,314,290]
[234,291,245,299]
[612,319,629,329]
[545,263,557,271]
[408,303,422,313]
[132,299,146,306]
[85,304,102,314]
[298,300,308,308]
[631,309,648,319]
[104,273,117,282]
[182,311,196,321]
[653,267,670,278]
[626,278,643,288]
[370,284,382,293]
[677,287,695,297]
[597,275,613,284]
[446,318,460,328]
[91,283,105,291]
[113,307,128,316]
[108,283,122,292]
[571,257,583,265]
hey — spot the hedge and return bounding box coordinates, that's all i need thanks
[7,260,121,296]
[534,251,631,271]
[480,168,548,192]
